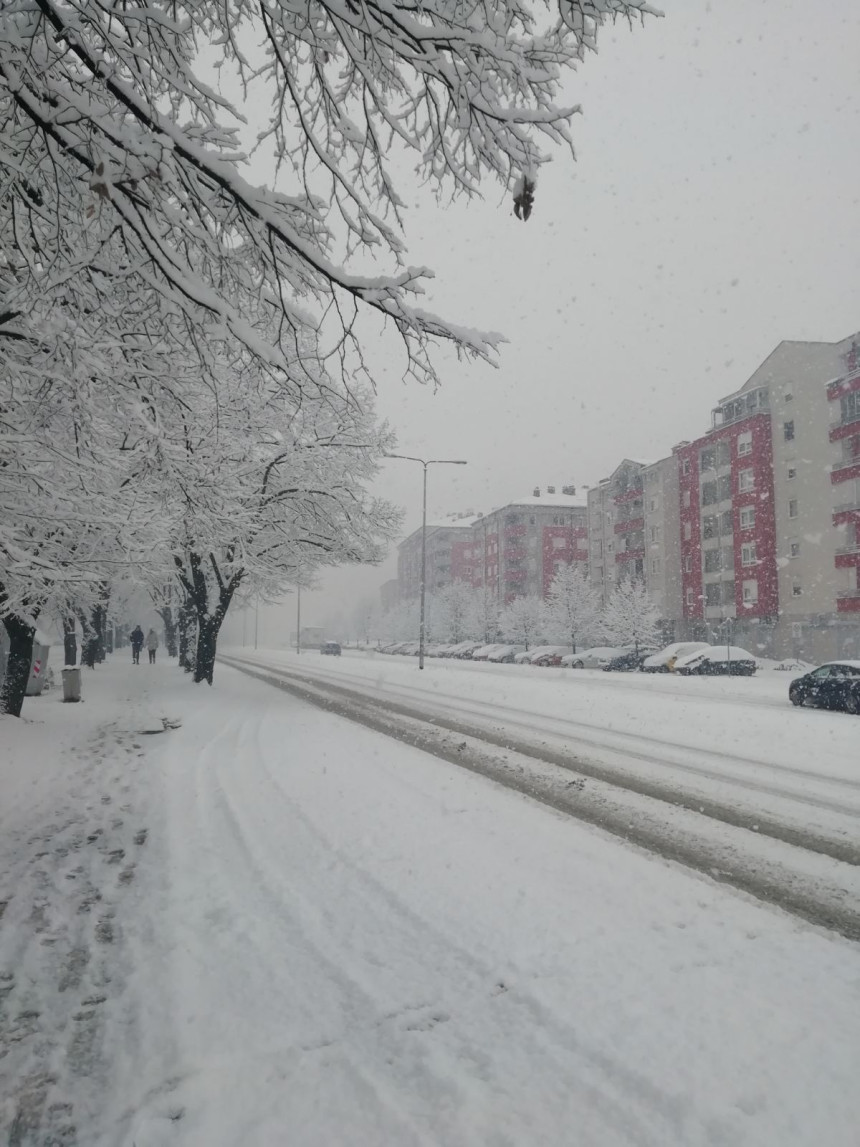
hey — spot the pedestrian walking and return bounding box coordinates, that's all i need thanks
[146,628,159,664]
[130,625,144,665]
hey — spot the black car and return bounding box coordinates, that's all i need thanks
[789,662,860,714]
[320,641,342,656]
[602,650,652,672]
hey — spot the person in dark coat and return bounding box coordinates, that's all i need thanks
[130,625,144,665]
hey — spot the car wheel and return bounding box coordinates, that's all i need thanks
[570,659,584,669]
[789,689,803,707]
[845,691,860,716]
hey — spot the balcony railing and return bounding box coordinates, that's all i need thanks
[504,524,527,539]
[835,544,860,556]
[504,547,526,561]
[614,516,644,535]
[505,568,527,582]
[836,589,860,599]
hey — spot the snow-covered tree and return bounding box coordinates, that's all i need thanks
[500,595,544,650]
[1,0,655,390]
[429,582,478,644]
[543,563,600,653]
[473,584,502,645]
[601,578,661,654]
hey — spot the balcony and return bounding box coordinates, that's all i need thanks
[614,516,644,535]
[828,417,860,443]
[830,462,860,486]
[836,589,860,613]
[504,547,526,562]
[505,568,527,583]
[836,544,860,556]
[504,524,527,539]
[833,505,860,526]
[613,487,643,506]
[615,549,645,563]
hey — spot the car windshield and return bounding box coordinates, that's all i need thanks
[3,4,859,1144]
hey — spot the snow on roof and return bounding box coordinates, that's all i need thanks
[509,492,587,509]
[425,515,480,530]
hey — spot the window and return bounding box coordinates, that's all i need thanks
[650,525,660,543]
[783,420,795,442]
[686,588,695,607]
[738,469,754,493]
[792,580,802,597]
[683,522,692,541]
[552,536,566,550]
[529,515,536,525]
[741,542,757,566]
[789,540,800,558]
[739,506,755,530]
[784,389,793,403]
[840,391,860,424]
[703,515,718,540]
[682,490,691,508]
[594,540,603,557]
[722,581,735,605]
[701,481,717,506]
[650,557,660,574]
[681,459,691,476]
[704,549,722,573]
[743,579,759,604]
[684,555,692,573]
[700,447,716,471]
[737,431,752,456]
[705,583,721,606]
[718,474,732,501]
[650,498,658,511]
[722,546,734,571]
[716,440,731,467]
[721,510,733,534]
[789,499,798,519]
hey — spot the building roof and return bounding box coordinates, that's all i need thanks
[508,492,587,509]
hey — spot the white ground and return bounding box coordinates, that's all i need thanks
[2,658,860,1146]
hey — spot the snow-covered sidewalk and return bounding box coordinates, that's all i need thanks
[2,661,860,1145]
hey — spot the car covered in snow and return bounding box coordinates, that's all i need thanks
[320,641,342,656]
[603,649,657,672]
[486,644,525,663]
[673,645,757,676]
[642,642,711,673]
[470,643,507,661]
[788,661,860,714]
[522,645,569,667]
[563,646,631,670]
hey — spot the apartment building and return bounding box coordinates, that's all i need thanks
[394,488,587,604]
[396,513,478,600]
[675,331,860,660]
[588,458,681,634]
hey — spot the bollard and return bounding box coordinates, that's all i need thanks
[62,666,82,703]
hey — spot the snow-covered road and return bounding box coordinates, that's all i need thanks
[222,647,860,857]
[3,661,860,1145]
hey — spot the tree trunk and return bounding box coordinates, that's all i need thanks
[77,610,98,669]
[178,599,196,672]
[194,617,220,685]
[1,614,36,718]
[93,605,106,663]
[63,616,78,666]
[158,607,178,657]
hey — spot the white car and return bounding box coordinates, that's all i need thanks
[487,644,525,663]
[470,643,506,661]
[673,645,757,676]
[563,646,631,670]
[642,642,711,673]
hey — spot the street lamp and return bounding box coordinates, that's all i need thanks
[386,454,468,669]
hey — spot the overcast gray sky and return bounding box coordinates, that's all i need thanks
[223,0,860,646]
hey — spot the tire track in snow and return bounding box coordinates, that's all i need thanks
[219,656,860,942]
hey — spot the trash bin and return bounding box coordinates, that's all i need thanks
[62,667,82,703]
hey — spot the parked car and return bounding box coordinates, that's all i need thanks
[528,645,570,667]
[789,662,860,714]
[487,644,525,663]
[603,649,655,672]
[564,646,631,670]
[425,644,452,657]
[471,643,506,661]
[642,642,711,673]
[320,641,341,656]
[455,642,489,659]
[673,646,757,676]
[513,649,535,664]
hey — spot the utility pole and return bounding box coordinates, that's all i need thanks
[254,597,259,650]
[385,454,468,669]
[296,585,302,655]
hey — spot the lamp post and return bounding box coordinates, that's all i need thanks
[386,454,468,669]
